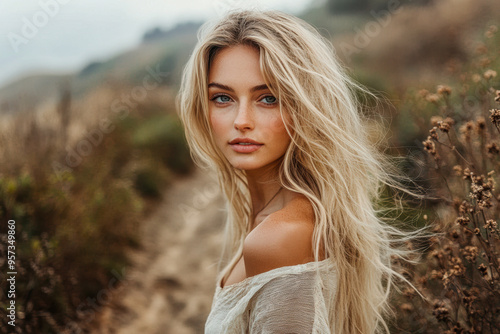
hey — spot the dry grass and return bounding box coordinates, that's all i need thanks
[391,24,500,333]
[333,0,500,89]
[0,84,192,333]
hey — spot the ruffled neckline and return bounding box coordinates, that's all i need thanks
[217,258,332,292]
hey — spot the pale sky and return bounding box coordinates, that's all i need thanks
[0,0,314,88]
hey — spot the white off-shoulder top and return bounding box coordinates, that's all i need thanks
[205,259,338,334]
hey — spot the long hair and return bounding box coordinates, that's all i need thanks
[177,9,418,334]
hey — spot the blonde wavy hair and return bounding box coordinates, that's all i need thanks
[177,9,419,334]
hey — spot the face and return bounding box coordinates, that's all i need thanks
[208,44,292,172]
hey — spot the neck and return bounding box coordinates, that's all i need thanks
[245,159,283,222]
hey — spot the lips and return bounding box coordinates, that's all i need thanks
[229,138,263,145]
[229,137,263,153]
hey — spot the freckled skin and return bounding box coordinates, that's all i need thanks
[208,45,292,171]
[208,45,316,288]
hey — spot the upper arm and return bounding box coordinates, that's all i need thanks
[243,198,315,278]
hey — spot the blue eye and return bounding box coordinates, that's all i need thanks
[212,95,232,104]
[260,96,277,105]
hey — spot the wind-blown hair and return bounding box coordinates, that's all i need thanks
[177,9,418,334]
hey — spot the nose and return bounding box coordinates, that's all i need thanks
[233,101,254,131]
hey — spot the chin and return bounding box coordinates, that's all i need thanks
[230,161,262,171]
[222,148,285,171]
[228,155,283,172]
[225,156,261,170]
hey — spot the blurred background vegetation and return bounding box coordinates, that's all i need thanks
[0,0,499,332]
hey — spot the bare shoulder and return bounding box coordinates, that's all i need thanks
[243,194,316,278]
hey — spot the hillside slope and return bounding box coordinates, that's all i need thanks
[0,22,200,115]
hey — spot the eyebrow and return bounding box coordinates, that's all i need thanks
[207,82,270,93]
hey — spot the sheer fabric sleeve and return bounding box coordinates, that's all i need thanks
[247,271,320,334]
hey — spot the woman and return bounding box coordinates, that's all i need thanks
[178,9,414,334]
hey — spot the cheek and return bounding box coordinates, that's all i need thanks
[267,113,292,141]
[209,113,228,143]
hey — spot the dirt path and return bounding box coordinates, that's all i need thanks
[91,167,226,334]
